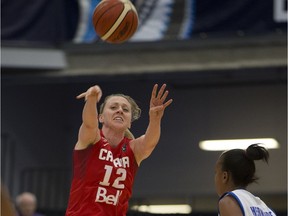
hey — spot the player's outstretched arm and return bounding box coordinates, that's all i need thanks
[132,84,173,164]
[75,85,102,150]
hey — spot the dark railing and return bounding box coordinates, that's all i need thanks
[19,167,71,211]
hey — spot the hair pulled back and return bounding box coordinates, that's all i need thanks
[99,94,141,139]
[99,94,141,122]
[220,144,269,188]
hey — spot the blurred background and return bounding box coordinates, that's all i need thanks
[1,0,287,215]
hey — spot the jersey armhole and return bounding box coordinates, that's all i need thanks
[227,192,245,216]
[126,138,140,169]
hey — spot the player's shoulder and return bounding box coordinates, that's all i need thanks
[220,194,238,205]
[219,195,243,215]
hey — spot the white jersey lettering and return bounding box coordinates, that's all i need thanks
[99,148,130,168]
[95,186,121,205]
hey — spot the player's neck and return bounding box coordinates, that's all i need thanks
[102,128,124,147]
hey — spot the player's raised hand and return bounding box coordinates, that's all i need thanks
[149,84,173,119]
[76,85,102,102]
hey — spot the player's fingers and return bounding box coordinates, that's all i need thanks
[76,92,86,99]
[159,90,169,103]
[97,91,102,102]
[163,99,173,109]
[150,84,158,103]
[156,84,166,99]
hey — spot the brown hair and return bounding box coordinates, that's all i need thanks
[99,94,141,121]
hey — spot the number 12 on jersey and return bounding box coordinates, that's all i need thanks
[100,165,127,189]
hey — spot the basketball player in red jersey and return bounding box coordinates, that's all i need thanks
[65,84,173,216]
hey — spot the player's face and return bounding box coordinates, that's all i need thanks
[100,96,132,130]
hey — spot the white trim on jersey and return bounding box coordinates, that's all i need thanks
[219,189,277,216]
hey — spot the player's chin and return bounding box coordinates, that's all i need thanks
[112,122,127,130]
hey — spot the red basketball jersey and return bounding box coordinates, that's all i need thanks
[65,133,138,216]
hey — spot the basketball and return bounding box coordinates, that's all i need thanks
[92,0,139,44]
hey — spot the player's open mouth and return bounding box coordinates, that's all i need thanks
[114,117,123,122]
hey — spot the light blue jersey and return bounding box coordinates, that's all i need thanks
[219,189,277,216]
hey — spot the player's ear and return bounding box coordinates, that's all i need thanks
[222,171,229,183]
[99,114,104,123]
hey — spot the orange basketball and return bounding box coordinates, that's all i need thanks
[92,0,139,44]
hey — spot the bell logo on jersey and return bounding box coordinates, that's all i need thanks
[95,186,121,205]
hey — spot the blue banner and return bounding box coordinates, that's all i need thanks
[1,0,287,43]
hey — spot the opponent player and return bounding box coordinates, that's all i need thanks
[65,84,173,216]
[214,144,277,216]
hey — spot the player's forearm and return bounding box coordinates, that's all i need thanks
[143,118,161,149]
[82,96,99,128]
